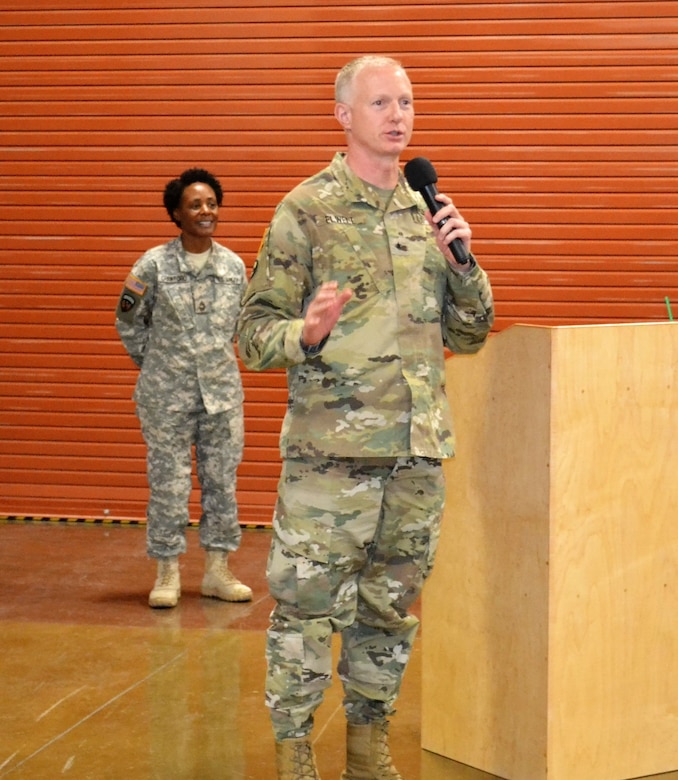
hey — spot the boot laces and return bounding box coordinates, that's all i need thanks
[292,740,318,778]
[211,556,246,588]
[215,561,238,583]
[157,561,177,587]
[374,722,398,774]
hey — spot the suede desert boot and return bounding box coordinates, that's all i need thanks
[201,550,252,602]
[341,720,402,779]
[275,737,321,780]
[148,556,180,608]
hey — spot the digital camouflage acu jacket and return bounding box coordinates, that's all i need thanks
[115,236,247,415]
[237,153,494,459]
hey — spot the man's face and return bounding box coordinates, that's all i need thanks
[336,64,414,160]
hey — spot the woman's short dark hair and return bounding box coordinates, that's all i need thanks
[163,167,224,227]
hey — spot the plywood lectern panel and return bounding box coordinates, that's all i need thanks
[422,323,678,780]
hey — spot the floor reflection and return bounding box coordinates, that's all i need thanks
[0,522,676,779]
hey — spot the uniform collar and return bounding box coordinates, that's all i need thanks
[329,152,420,213]
[170,236,216,275]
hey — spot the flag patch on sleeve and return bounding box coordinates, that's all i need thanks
[125,273,147,296]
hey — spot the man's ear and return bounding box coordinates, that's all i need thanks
[334,102,351,130]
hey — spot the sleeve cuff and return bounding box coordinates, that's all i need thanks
[300,334,329,356]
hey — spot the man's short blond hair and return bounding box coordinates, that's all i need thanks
[334,55,406,104]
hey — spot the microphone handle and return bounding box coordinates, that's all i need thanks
[421,184,469,265]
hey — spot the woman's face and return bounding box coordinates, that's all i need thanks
[173,182,219,241]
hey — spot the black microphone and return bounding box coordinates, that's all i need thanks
[404,156,469,265]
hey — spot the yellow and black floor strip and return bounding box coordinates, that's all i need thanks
[0,515,270,530]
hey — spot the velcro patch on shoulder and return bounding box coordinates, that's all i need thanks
[119,292,137,314]
[124,273,147,296]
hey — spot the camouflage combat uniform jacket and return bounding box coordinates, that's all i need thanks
[116,237,246,415]
[237,153,494,459]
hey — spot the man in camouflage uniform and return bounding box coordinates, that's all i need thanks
[116,167,252,608]
[237,57,494,779]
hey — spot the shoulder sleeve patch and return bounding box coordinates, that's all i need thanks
[116,289,140,323]
[124,273,147,296]
[116,271,147,323]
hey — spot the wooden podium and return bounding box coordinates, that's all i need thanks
[422,323,678,780]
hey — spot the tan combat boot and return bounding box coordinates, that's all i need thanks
[341,720,402,779]
[201,550,252,602]
[275,737,321,780]
[148,556,180,608]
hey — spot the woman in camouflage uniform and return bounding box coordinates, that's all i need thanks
[116,168,252,608]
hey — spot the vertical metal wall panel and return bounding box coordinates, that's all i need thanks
[0,1,676,523]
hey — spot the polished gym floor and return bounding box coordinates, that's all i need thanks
[1,521,676,780]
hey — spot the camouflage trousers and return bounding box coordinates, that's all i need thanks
[265,455,445,740]
[136,403,244,558]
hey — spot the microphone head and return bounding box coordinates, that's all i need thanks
[404,156,438,191]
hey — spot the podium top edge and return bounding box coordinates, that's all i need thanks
[504,321,676,331]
